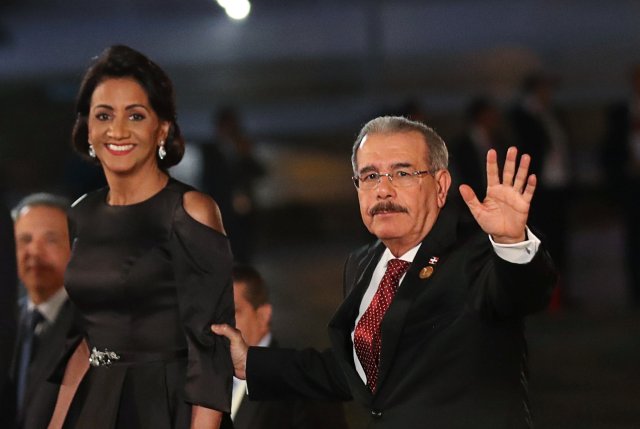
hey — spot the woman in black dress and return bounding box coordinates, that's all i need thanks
[49,45,234,429]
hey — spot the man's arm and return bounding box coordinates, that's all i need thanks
[211,325,352,402]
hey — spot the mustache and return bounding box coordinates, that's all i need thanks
[24,262,54,272]
[369,201,409,216]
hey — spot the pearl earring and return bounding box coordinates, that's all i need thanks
[88,143,96,158]
[158,141,166,160]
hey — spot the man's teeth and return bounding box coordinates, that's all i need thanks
[107,144,134,151]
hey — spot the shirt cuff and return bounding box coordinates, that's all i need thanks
[489,227,541,264]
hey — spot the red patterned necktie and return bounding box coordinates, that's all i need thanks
[354,258,411,392]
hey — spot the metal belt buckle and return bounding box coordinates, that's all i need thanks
[89,347,121,367]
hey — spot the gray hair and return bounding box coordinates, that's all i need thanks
[351,116,449,174]
[11,193,70,222]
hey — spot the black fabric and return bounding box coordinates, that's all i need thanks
[7,299,77,429]
[246,203,557,428]
[234,339,349,429]
[61,178,234,429]
[0,205,17,426]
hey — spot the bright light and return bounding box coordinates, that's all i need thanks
[216,0,251,21]
[216,0,233,8]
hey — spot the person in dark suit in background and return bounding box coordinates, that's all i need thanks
[201,107,266,263]
[508,72,571,295]
[230,265,349,429]
[7,193,76,429]
[0,203,18,425]
[601,64,640,308]
[450,96,507,200]
[213,116,556,428]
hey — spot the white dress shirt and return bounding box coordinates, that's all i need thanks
[26,287,68,335]
[351,228,541,384]
[231,332,272,420]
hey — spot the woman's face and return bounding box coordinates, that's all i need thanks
[88,77,169,177]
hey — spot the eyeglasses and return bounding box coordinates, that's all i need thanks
[352,169,434,189]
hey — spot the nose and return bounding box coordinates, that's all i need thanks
[107,116,130,139]
[376,174,396,199]
[24,239,44,260]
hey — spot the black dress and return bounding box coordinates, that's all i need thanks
[62,178,234,428]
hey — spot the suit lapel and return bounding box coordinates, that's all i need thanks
[10,300,29,380]
[22,300,73,412]
[328,241,384,405]
[375,204,460,393]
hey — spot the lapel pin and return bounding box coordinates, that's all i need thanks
[419,266,434,279]
[419,255,440,279]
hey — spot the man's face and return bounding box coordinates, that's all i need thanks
[233,282,271,347]
[355,131,450,256]
[14,205,70,304]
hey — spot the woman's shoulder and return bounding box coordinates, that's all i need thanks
[182,191,225,235]
[168,179,225,235]
[70,187,108,211]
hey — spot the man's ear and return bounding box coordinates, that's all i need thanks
[435,170,452,208]
[256,303,272,329]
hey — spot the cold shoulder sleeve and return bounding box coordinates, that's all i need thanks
[170,202,235,412]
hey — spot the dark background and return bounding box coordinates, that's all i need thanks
[1,1,639,427]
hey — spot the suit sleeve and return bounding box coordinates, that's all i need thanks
[246,346,352,402]
[468,233,557,319]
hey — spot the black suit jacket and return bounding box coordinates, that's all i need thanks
[9,298,77,429]
[246,202,556,428]
[601,101,640,194]
[234,339,349,429]
[0,205,17,421]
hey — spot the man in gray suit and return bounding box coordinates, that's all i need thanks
[9,194,76,429]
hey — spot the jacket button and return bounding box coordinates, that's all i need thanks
[371,409,383,418]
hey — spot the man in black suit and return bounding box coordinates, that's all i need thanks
[450,96,507,200]
[508,72,571,284]
[8,193,76,429]
[601,64,640,307]
[213,116,556,428]
[0,204,18,423]
[230,265,349,429]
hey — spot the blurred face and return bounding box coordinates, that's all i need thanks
[88,77,169,177]
[355,131,451,256]
[233,282,271,347]
[14,206,70,304]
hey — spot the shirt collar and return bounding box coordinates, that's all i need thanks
[379,243,422,266]
[256,331,272,348]
[27,287,68,324]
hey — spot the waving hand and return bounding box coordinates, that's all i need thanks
[458,146,536,244]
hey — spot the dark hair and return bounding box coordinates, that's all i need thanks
[71,45,185,169]
[232,264,269,309]
[521,71,558,94]
[465,96,497,122]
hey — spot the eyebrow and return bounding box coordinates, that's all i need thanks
[92,104,151,112]
[358,162,415,175]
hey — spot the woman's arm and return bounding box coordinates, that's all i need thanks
[48,339,90,429]
[190,405,223,429]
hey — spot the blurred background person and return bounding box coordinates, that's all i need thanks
[0,203,18,425]
[509,72,572,307]
[450,96,508,200]
[202,107,266,263]
[231,264,349,429]
[601,64,640,308]
[7,193,76,429]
